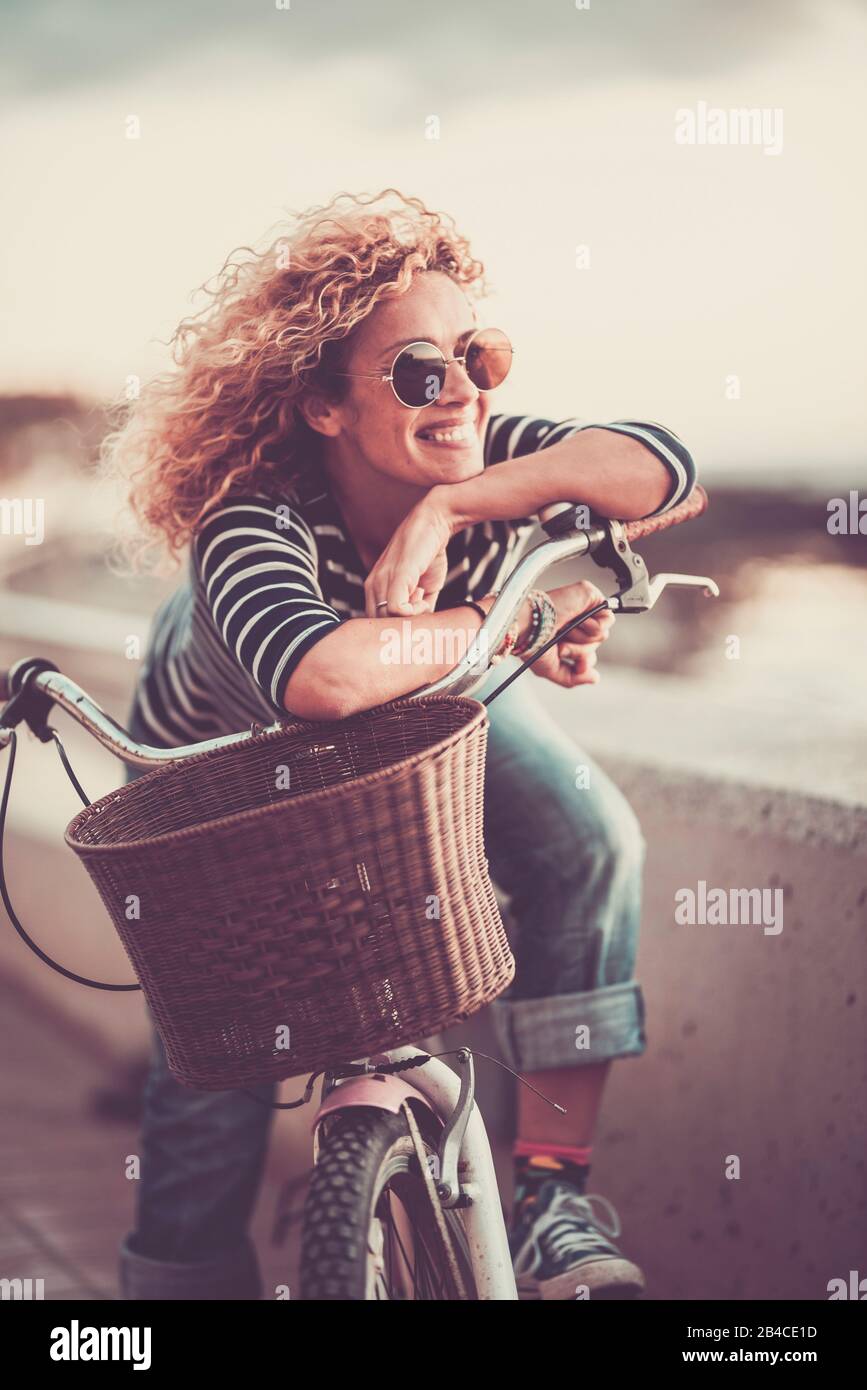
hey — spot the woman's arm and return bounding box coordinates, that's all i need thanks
[283,597,531,720]
[192,493,535,723]
[284,579,612,720]
[366,416,697,615]
[442,418,694,529]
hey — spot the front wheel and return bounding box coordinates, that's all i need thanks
[299,1107,478,1300]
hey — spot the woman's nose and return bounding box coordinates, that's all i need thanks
[438,357,478,405]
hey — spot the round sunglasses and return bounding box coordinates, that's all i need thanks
[327,327,513,408]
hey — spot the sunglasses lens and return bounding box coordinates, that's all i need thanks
[392,343,447,407]
[465,327,513,390]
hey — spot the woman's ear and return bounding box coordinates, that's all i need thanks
[297,389,343,439]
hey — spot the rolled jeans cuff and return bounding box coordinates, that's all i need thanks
[488,981,647,1073]
[118,1232,263,1300]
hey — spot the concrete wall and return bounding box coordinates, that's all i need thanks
[575,763,867,1301]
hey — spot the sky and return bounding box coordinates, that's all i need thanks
[1,0,865,483]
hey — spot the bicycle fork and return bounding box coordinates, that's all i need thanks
[311,1045,518,1300]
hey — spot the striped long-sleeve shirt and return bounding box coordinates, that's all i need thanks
[131,413,696,746]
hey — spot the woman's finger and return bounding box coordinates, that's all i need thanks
[563,651,599,684]
[381,568,415,615]
[569,666,601,686]
[559,645,600,686]
[561,643,596,668]
[552,662,599,688]
[564,611,614,644]
[366,576,393,619]
[364,576,381,619]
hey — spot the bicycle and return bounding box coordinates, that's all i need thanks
[0,489,717,1301]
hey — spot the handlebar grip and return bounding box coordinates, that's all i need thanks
[623,484,708,542]
[0,669,10,702]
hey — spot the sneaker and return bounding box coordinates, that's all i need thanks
[509,1178,645,1300]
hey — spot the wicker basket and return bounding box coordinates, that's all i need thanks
[65,696,514,1090]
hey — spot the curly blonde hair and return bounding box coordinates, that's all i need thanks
[103,189,487,572]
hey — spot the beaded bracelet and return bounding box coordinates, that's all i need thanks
[513,591,544,657]
[463,593,542,664]
[519,590,558,658]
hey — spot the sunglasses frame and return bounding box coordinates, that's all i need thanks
[327,327,514,408]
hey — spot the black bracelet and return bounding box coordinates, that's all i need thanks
[460,598,489,622]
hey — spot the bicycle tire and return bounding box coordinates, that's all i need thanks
[299,1107,478,1300]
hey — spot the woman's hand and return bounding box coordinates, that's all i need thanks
[528,580,614,688]
[364,493,454,618]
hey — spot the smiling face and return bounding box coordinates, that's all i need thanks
[309,270,493,489]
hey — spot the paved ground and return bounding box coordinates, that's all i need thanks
[0,976,303,1301]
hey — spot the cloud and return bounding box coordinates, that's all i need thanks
[2,0,827,101]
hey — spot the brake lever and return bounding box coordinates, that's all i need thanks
[610,570,720,614]
[0,659,59,743]
[591,519,719,614]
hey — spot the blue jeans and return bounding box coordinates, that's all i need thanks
[122,663,646,1262]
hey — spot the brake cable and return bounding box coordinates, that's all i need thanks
[0,725,141,991]
[49,726,92,806]
[241,1046,567,1112]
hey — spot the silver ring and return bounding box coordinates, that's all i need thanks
[375,600,388,610]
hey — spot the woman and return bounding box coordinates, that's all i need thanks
[108,189,696,1301]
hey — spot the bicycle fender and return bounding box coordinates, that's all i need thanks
[312,1073,436,1133]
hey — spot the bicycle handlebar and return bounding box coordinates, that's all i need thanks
[415,484,708,699]
[622,483,707,541]
[0,486,709,761]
